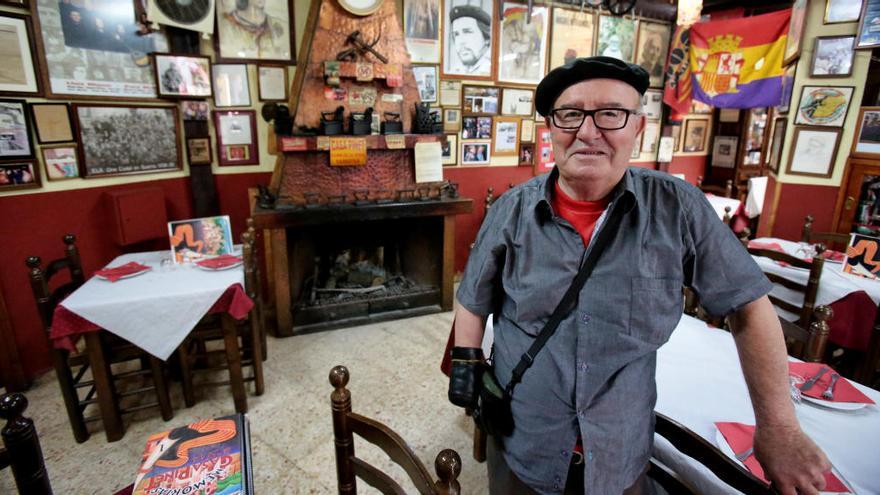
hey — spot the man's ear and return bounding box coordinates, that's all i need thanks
[633,112,647,136]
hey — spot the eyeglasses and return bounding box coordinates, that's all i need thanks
[548,108,640,130]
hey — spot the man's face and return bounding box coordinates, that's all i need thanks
[545,78,645,187]
[70,11,81,23]
[451,17,488,65]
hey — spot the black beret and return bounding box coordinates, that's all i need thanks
[535,56,650,116]
[449,5,491,28]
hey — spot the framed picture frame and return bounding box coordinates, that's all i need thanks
[212,64,251,108]
[534,122,555,175]
[784,0,808,65]
[181,100,210,121]
[851,107,880,159]
[413,65,438,103]
[518,142,534,166]
[711,136,738,168]
[501,87,535,116]
[642,89,663,120]
[257,65,288,102]
[29,102,73,144]
[443,108,461,132]
[683,118,709,153]
[215,0,296,64]
[521,119,534,142]
[187,137,212,165]
[461,140,491,165]
[549,8,594,71]
[768,117,787,173]
[825,0,862,24]
[794,85,854,127]
[641,121,660,154]
[785,126,841,178]
[442,0,495,80]
[0,99,34,159]
[462,115,493,139]
[214,109,258,166]
[0,13,41,96]
[462,85,500,115]
[0,0,30,8]
[404,0,441,63]
[497,3,549,86]
[0,160,40,191]
[442,134,457,166]
[439,80,462,106]
[74,104,181,177]
[779,63,797,114]
[855,0,880,49]
[597,14,636,62]
[492,116,519,156]
[657,136,674,163]
[810,36,855,77]
[670,124,681,152]
[41,144,79,180]
[718,108,740,123]
[635,21,671,88]
[153,53,212,99]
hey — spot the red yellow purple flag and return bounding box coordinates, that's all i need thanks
[663,26,692,115]
[689,9,790,108]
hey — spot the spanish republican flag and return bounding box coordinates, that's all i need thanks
[689,9,790,108]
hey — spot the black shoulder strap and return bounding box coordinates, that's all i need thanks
[505,202,626,396]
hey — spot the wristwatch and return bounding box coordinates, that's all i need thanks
[338,0,384,16]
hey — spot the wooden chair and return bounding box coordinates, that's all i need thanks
[697,177,734,198]
[0,393,52,495]
[244,218,268,362]
[856,304,880,387]
[801,215,850,251]
[778,305,832,362]
[747,243,825,329]
[26,234,172,443]
[646,457,698,494]
[330,365,462,495]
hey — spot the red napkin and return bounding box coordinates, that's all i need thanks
[805,250,846,263]
[748,241,785,252]
[94,262,150,282]
[195,254,242,269]
[715,422,849,493]
[789,362,875,404]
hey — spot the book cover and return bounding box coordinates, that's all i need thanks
[168,215,235,264]
[133,414,253,495]
[842,233,880,280]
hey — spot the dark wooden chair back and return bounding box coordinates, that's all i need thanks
[801,215,850,251]
[0,393,52,495]
[778,305,832,362]
[26,234,85,332]
[244,218,268,362]
[747,244,825,328]
[330,365,462,495]
[698,178,734,198]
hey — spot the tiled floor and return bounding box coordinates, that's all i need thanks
[0,310,489,494]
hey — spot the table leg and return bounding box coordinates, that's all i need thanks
[84,332,124,442]
[221,314,247,413]
[177,342,196,408]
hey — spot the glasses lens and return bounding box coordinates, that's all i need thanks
[553,109,586,129]
[594,109,627,130]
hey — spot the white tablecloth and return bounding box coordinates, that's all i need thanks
[744,177,767,219]
[706,194,742,221]
[60,249,244,360]
[655,315,880,495]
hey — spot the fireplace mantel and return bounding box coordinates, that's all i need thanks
[252,198,471,228]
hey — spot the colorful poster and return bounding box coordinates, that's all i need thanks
[843,233,880,280]
[168,215,235,264]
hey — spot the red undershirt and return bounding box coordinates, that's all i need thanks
[552,180,610,247]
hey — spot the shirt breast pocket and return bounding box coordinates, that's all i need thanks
[629,277,682,345]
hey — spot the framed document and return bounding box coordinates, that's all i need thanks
[214,109,258,166]
[29,103,74,144]
[492,116,519,157]
[0,99,34,159]
[186,137,212,165]
[257,65,288,101]
[212,63,251,108]
[413,65,438,103]
[215,0,295,63]
[0,13,41,96]
[501,88,535,116]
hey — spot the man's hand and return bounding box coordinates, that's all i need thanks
[753,424,831,495]
[448,347,484,409]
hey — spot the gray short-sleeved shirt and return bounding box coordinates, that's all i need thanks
[457,167,772,495]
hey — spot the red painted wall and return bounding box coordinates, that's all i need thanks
[768,182,839,241]
[667,155,709,185]
[756,174,778,238]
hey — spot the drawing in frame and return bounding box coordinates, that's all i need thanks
[442,0,495,80]
[212,63,251,108]
[682,118,709,153]
[0,99,34,159]
[442,133,457,166]
[768,117,787,173]
[492,116,519,156]
[215,0,295,64]
[29,102,73,144]
[41,144,78,180]
[443,108,461,132]
[32,0,169,98]
[413,65,438,103]
[794,85,854,127]
[74,104,180,177]
[497,2,549,86]
[711,136,738,168]
[785,126,841,178]
[0,160,40,191]
[153,53,212,98]
[518,142,534,166]
[636,21,671,88]
[461,85,499,114]
[597,14,636,63]
[0,13,41,96]
[461,140,491,165]
[257,65,288,102]
[851,107,880,159]
[825,0,862,24]
[642,89,663,120]
[186,137,212,165]
[214,109,258,166]
[855,0,880,49]
[783,0,807,65]
[439,80,462,106]
[549,8,594,71]
[501,87,534,116]
[810,36,855,77]
[404,0,441,63]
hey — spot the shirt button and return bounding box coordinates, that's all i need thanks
[588,450,594,461]
[581,313,591,324]
[580,362,589,373]
[562,450,569,458]
[578,409,586,418]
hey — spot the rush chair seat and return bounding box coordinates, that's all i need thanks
[801,215,850,251]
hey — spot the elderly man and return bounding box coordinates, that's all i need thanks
[448,5,492,75]
[448,57,829,495]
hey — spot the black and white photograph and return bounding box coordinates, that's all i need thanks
[461,141,490,165]
[641,121,660,154]
[257,65,288,101]
[636,22,670,88]
[0,13,40,95]
[215,0,295,63]
[413,65,438,103]
[439,80,462,106]
[0,99,33,159]
[501,88,535,116]
[442,133,457,165]
[212,63,251,107]
[443,108,461,132]
[497,3,549,86]
[712,136,739,168]
[153,54,212,98]
[462,85,499,114]
[442,0,494,79]
[74,105,180,177]
[404,0,441,63]
[642,89,663,120]
[811,36,855,77]
[786,126,841,178]
[597,14,636,62]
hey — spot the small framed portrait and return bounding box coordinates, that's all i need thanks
[811,36,855,77]
[641,121,660,154]
[779,63,797,114]
[181,100,210,121]
[41,145,79,180]
[0,99,34,159]
[187,137,212,165]
[825,0,863,23]
[413,65,439,103]
[0,160,40,191]
[215,0,296,63]
[404,0,442,63]
[462,85,499,115]
[683,118,709,153]
[851,107,880,159]
[0,13,40,96]
[521,119,535,142]
[153,54,213,98]
[497,3,549,86]
[642,90,663,120]
[439,80,462,106]
[636,22,671,88]
[518,142,535,166]
[549,8,595,70]
[794,85,854,127]
[597,14,636,62]
[442,134,457,166]
[784,0,808,65]
[534,123,555,175]
[214,109,258,166]
[501,88,535,117]
[257,65,289,102]
[768,117,787,173]
[442,0,495,80]
[492,116,519,156]
[212,64,251,108]
[785,126,842,178]
[856,0,880,49]
[711,136,738,168]
[29,103,73,144]
[461,140,491,165]
[443,108,461,132]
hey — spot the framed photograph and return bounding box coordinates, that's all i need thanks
[670,124,681,152]
[257,65,288,101]
[0,160,40,191]
[461,140,491,165]
[794,85,854,127]
[462,115,492,139]
[215,0,295,63]
[718,108,740,123]
[521,118,534,142]
[690,100,712,114]
[549,8,594,70]
[825,0,862,24]
[712,136,738,168]
[811,36,855,77]
[442,134,457,165]
[501,88,535,116]
[518,142,534,166]
[497,3,549,85]
[74,104,180,177]
[630,133,643,159]
[181,100,210,121]
[851,107,880,159]
[855,0,880,49]
[152,54,212,98]
[413,65,438,103]
[439,80,462,106]
[683,118,709,153]
[642,89,663,120]
[779,63,797,114]
[0,13,41,96]
[462,85,499,114]
[597,14,636,62]
[657,136,674,163]
[404,0,441,63]
[214,109,258,166]
[442,0,495,80]
[443,108,461,132]
[187,137,212,165]
[29,102,73,144]
[212,64,251,108]
[784,0,808,65]
[33,0,169,98]
[636,22,671,88]
[534,123,554,174]
[41,144,78,180]
[168,216,235,263]
[785,126,841,178]
[492,116,519,156]
[0,99,33,159]
[768,117,787,173]
[641,121,660,153]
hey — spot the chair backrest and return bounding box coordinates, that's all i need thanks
[25,234,85,331]
[857,303,880,386]
[747,244,825,328]
[0,393,52,495]
[778,305,832,362]
[647,457,698,495]
[329,365,461,495]
[801,215,850,251]
[699,178,734,198]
